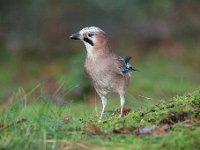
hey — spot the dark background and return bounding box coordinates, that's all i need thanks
[0,0,200,103]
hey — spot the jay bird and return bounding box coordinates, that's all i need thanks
[69,26,135,120]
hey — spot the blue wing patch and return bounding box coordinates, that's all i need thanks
[119,56,137,73]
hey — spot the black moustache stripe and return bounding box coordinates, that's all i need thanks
[83,37,94,46]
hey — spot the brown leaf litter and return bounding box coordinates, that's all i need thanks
[159,111,189,125]
[113,124,170,136]
[85,124,104,135]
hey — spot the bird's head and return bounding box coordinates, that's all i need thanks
[69,26,110,56]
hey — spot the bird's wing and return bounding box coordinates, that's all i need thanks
[108,55,127,74]
[121,56,132,64]
[113,55,136,74]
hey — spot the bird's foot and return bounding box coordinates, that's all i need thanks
[118,113,123,118]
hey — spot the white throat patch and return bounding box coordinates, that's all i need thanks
[83,40,93,56]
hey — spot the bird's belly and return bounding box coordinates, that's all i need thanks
[91,72,130,94]
[94,75,114,92]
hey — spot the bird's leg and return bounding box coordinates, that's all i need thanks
[119,93,125,117]
[99,95,107,121]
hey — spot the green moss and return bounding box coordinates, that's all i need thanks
[0,90,199,149]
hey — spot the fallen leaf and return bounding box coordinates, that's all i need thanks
[134,125,157,136]
[156,127,166,135]
[156,124,170,135]
[117,107,132,116]
[113,128,133,134]
[113,124,170,136]
[85,124,103,134]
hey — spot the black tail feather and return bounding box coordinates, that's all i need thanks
[129,66,138,72]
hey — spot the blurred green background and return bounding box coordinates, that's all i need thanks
[0,0,200,105]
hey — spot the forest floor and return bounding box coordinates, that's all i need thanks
[0,51,200,150]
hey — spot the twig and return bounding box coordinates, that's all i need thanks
[53,81,65,96]
[62,84,80,97]
[138,95,152,100]
[26,83,41,97]
[0,117,27,131]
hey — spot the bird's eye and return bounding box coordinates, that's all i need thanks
[88,33,94,37]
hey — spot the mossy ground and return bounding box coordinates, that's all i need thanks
[0,89,199,150]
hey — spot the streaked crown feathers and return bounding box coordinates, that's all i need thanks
[79,26,105,35]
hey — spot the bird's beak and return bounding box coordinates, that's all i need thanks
[69,33,81,40]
